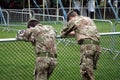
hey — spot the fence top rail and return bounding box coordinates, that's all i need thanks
[93,19,112,22]
[93,19,113,26]
[0,38,18,42]
[9,11,30,14]
[35,13,65,19]
[100,32,120,36]
[0,32,120,42]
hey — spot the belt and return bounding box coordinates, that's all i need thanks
[37,52,57,58]
[80,39,100,45]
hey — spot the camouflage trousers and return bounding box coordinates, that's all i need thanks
[80,44,101,80]
[34,57,58,80]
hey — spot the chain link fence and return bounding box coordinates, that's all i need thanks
[0,32,120,80]
[0,8,120,80]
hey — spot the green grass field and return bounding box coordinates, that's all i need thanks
[0,21,120,80]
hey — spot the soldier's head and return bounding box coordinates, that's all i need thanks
[27,18,40,28]
[67,10,78,21]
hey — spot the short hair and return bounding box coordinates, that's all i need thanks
[27,18,40,28]
[67,10,78,21]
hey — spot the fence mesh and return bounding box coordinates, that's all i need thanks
[0,33,120,80]
[0,8,120,80]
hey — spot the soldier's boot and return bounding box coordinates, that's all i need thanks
[86,67,94,80]
[93,61,97,70]
[93,52,100,70]
[82,72,94,80]
[33,66,37,76]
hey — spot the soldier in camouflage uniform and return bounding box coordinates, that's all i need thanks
[16,19,58,80]
[60,11,101,80]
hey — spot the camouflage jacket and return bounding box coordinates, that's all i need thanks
[61,16,100,42]
[17,24,57,55]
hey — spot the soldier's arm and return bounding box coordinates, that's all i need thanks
[60,21,76,38]
[16,29,33,41]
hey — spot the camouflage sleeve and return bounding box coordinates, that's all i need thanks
[49,26,57,37]
[16,28,33,41]
[60,20,76,38]
[44,25,57,37]
[16,30,26,40]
